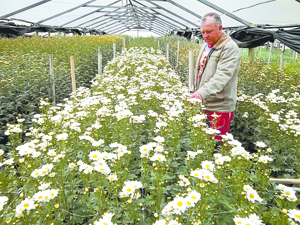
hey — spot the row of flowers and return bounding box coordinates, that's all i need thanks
[1,47,299,224]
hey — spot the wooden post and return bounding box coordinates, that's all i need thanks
[70,56,76,92]
[248,48,255,63]
[122,38,126,49]
[268,42,273,64]
[293,50,295,59]
[49,55,56,104]
[280,44,285,70]
[269,178,300,185]
[113,42,116,59]
[177,41,180,68]
[166,43,169,61]
[189,49,194,92]
[98,47,102,75]
[296,52,298,59]
[35,31,39,37]
[48,32,50,38]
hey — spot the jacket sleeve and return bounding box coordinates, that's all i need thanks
[196,43,240,101]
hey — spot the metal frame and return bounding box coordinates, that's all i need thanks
[61,0,122,26]
[0,0,51,19]
[196,0,253,27]
[1,0,258,35]
[142,0,199,27]
[38,0,97,23]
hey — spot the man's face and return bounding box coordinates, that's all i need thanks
[200,16,223,47]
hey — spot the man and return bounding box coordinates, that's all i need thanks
[189,12,241,142]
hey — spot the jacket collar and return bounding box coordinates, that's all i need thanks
[212,32,231,50]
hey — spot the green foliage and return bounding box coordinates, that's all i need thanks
[0,35,124,150]
[156,35,300,179]
[1,47,298,225]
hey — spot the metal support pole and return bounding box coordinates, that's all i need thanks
[177,41,180,68]
[268,42,273,64]
[70,56,76,92]
[189,49,194,92]
[166,43,169,61]
[98,47,102,75]
[122,38,126,49]
[248,48,255,63]
[49,55,56,104]
[280,44,285,70]
[113,42,116,58]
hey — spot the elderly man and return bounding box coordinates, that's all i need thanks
[190,12,241,142]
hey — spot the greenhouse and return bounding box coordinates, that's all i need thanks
[0,1,300,224]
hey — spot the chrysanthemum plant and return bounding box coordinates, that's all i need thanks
[1,47,299,225]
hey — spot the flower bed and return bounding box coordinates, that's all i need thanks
[1,47,299,225]
[0,35,124,151]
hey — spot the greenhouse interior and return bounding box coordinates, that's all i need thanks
[1,0,300,224]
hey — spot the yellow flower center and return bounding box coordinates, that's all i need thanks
[206,165,210,168]
[177,201,183,207]
[38,196,43,199]
[250,194,255,199]
[295,215,300,219]
[206,175,211,180]
[100,169,105,172]
[158,158,161,160]
[194,174,199,177]
[127,188,131,192]
[187,201,191,205]
[192,196,196,200]
[24,203,29,208]
[286,192,291,196]
[93,155,97,158]
[42,171,47,174]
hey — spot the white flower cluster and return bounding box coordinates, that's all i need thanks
[15,198,35,217]
[0,196,8,210]
[119,180,143,199]
[31,163,54,178]
[229,140,252,160]
[153,219,182,225]
[161,190,201,216]
[4,123,22,135]
[288,209,300,223]
[94,212,114,225]
[238,91,300,136]
[276,184,298,202]
[243,185,263,203]
[233,213,263,225]
[213,153,231,165]
[177,174,190,187]
[188,113,207,127]
[258,155,273,164]
[139,136,166,161]
[190,160,218,183]
[33,189,58,202]
[186,149,203,160]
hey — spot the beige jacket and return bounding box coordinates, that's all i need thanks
[191,32,241,112]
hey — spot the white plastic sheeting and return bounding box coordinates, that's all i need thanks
[1,0,300,36]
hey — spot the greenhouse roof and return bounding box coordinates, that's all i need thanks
[1,0,300,37]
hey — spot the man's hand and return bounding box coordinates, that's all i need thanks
[189,92,203,100]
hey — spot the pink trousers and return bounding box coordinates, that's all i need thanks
[204,111,234,141]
